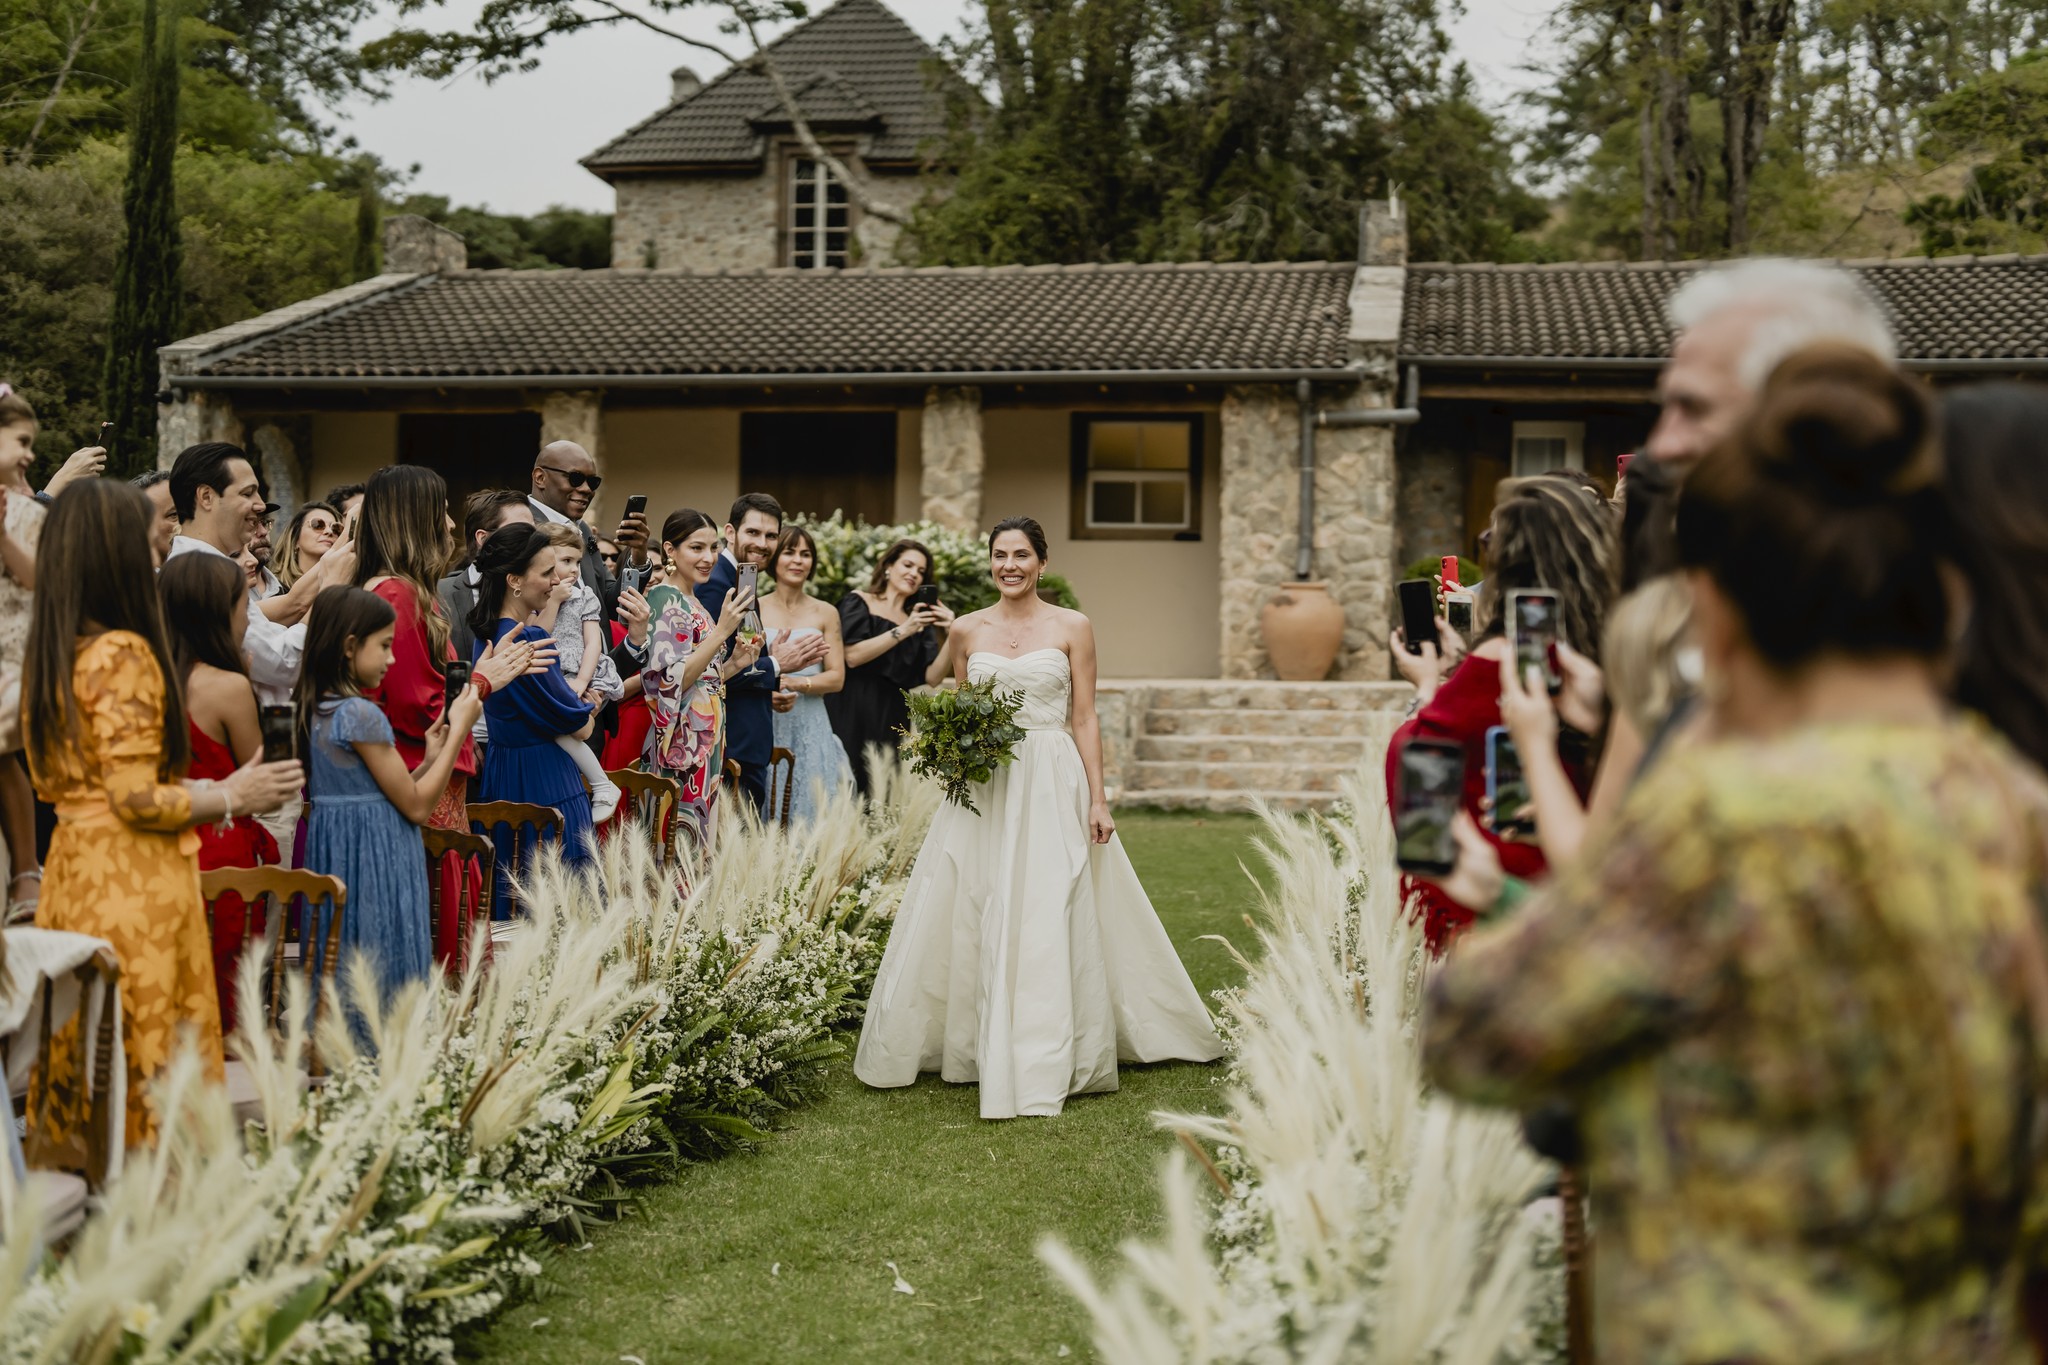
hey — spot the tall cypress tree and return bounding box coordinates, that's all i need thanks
[100,0,184,479]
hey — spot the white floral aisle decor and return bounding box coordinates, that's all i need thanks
[0,767,937,1364]
[1044,745,1567,1364]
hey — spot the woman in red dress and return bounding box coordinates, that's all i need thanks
[158,553,279,1031]
[1385,475,1616,952]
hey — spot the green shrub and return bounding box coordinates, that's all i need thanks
[795,513,1081,613]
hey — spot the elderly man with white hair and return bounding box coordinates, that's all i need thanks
[1645,258,1897,471]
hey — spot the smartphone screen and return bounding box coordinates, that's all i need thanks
[1397,578,1436,656]
[1507,589,1563,693]
[444,659,472,715]
[1394,738,1465,876]
[624,494,648,517]
[1446,594,1474,639]
[258,705,297,765]
[1485,726,1537,841]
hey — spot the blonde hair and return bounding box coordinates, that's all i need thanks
[1601,574,1694,737]
[541,523,584,552]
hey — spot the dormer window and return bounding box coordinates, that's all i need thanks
[788,156,850,268]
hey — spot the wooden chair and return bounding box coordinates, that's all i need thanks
[422,827,495,973]
[1559,1163,1594,1364]
[201,867,347,1115]
[723,758,742,784]
[767,747,796,831]
[6,935,122,1197]
[467,800,563,919]
[604,769,681,866]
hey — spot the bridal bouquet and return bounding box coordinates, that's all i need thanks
[900,680,1028,815]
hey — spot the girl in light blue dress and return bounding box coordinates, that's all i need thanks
[298,586,482,1026]
[760,526,852,825]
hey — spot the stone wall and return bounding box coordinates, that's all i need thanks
[610,168,930,271]
[918,386,983,531]
[1395,446,1465,571]
[155,390,243,467]
[1218,383,1395,682]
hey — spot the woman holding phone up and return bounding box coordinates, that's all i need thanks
[827,538,958,796]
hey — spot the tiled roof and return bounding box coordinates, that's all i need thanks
[184,263,1359,380]
[584,0,957,170]
[1403,256,2048,363]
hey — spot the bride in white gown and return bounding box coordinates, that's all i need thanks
[854,516,1224,1119]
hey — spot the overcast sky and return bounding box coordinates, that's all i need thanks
[340,0,1557,216]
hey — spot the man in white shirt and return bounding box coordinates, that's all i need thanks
[164,442,354,706]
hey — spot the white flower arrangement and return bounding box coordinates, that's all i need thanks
[0,761,939,1364]
[1044,745,1567,1365]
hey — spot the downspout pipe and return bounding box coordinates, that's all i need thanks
[1293,367,1422,580]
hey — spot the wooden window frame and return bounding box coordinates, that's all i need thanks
[1068,412,1204,542]
[1510,420,1586,478]
[777,143,860,269]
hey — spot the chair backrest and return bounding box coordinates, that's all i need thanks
[767,747,796,831]
[467,800,564,914]
[606,769,681,866]
[421,827,495,973]
[200,867,347,1076]
[8,936,123,1190]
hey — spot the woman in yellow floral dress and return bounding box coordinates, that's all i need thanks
[24,480,300,1153]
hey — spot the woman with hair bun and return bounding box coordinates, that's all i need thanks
[1424,344,2048,1365]
[855,516,1222,1120]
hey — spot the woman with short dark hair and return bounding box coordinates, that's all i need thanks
[827,537,958,796]
[1426,344,2048,1364]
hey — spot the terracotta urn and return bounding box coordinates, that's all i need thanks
[1260,580,1345,681]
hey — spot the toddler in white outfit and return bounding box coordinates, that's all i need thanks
[536,524,623,822]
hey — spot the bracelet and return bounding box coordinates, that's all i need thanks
[220,788,234,825]
[474,674,494,702]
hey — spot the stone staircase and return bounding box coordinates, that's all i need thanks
[1100,680,1414,813]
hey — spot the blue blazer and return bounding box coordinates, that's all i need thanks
[697,555,779,768]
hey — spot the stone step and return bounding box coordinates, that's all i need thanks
[1115,787,1342,814]
[1144,707,1378,738]
[1131,759,1363,795]
[1144,681,1412,713]
[1136,733,1375,764]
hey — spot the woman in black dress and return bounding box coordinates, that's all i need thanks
[827,537,957,795]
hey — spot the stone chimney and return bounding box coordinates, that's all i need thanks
[382,215,467,274]
[1359,194,1408,267]
[671,65,703,104]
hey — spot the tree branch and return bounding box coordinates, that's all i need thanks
[584,0,741,66]
[16,0,104,165]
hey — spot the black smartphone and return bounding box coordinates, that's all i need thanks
[1506,588,1563,693]
[1484,726,1537,842]
[1397,577,1437,656]
[909,584,940,611]
[1446,593,1474,639]
[97,421,113,443]
[444,659,472,715]
[623,494,648,518]
[1394,737,1465,876]
[258,705,297,765]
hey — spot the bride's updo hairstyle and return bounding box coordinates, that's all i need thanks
[1675,341,1951,670]
[989,516,1049,562]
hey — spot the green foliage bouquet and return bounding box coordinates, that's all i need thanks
[900,679,1028,815]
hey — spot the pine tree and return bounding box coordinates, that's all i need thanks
[100,0,183,479]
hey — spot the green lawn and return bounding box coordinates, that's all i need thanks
[467,809,1269,1365]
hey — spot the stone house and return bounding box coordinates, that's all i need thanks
[584,0,962,270]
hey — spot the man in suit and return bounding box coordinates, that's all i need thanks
[439,489,534,664]
[698,492,827,814]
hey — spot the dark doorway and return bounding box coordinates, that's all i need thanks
[398,413,541,532]
[740,411,897,525]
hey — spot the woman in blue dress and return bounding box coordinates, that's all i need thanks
[467,524,596,915]
[296,586,484,1027]
[759,525,852,824]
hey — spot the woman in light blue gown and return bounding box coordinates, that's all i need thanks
[759,527,852,826]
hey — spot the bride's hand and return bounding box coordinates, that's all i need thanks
[1088,800,1115,845]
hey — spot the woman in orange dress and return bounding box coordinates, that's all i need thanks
[24,481,301,1153]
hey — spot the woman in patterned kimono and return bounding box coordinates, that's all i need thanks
[642,509,758,853]
[24,481,301,1153]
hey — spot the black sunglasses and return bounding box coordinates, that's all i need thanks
[537,463,603,491]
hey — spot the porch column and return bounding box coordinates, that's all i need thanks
[539,388,606,521]
[154,389,243,467]
[249,420,308,519]
[1217,384,1294,680]
[919,385,983,533]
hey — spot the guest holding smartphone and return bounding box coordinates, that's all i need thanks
[827,538,957,797]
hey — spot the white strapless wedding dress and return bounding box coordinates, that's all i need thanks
[854,648,1224,1119]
